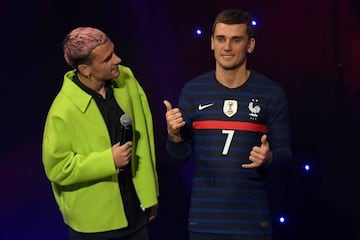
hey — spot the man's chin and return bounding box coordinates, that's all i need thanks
[112,70,120,78]
[218,60,244,71]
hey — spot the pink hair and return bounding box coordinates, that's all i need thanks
[63,27,109,68]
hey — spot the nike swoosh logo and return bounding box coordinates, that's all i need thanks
[198,103,214,110]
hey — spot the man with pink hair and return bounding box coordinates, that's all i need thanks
[42,27,159,240]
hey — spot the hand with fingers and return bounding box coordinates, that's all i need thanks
[242,134,272,169]
[112,141,132,169]
[163,100,186,143]
[147,204,159,222]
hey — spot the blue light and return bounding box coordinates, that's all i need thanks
[279,216,286,224]
[195,28,203,36]
[251,20,257,26]
[304,164,311,172]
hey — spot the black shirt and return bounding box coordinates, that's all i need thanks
[69,75,147,238]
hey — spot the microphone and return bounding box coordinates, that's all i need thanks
[120,114,133,145]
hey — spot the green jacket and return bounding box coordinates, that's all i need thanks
[42,65,159,233]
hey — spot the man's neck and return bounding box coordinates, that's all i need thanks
[215,66,250,88]
[77,72,106,97]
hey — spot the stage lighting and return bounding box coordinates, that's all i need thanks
[279,216,287,224]
[304,164,311,172]
[251,20,257,26]
[195,28,203,36]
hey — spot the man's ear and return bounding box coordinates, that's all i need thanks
[211,37,214,50]
[247,38,255,53]
[77,64,91,77]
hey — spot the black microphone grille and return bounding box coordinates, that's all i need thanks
[120,114,132,127]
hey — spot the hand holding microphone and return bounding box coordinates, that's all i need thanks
[112,114,133,169]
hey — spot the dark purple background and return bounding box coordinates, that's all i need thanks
[1,0,359,239]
